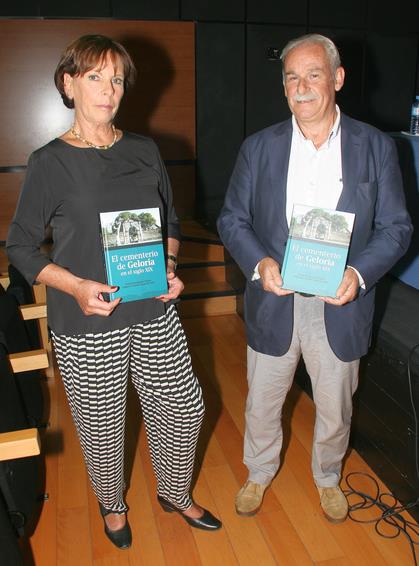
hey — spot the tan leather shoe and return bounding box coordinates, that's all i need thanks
[235,481,269,516]
[317,486,348,523]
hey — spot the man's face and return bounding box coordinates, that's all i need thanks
[283,42,344,128]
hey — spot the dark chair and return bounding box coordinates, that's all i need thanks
[0,340,41,565]
[0,281,44,427]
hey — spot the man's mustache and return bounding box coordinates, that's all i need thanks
[293,93,319,102]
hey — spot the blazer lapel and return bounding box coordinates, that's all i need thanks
[337,114,363,213]
[267,121,292,240]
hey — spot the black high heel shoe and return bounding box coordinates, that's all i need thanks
[157,496,222,531]
[99,503,132,549]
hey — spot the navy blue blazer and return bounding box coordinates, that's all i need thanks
[217,114,413,361]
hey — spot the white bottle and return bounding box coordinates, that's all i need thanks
[410,95,419,135]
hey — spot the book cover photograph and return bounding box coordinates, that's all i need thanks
[281,204,355,297]
[99,207,167,303]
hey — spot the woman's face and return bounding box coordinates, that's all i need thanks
[64,53,125,126]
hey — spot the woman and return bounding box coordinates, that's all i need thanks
[7,34,221,549]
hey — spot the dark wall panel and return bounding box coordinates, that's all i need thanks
[0,1,39,16]
[196,23,245,220]
[182,0,245,22]
[167,165,196,219]
[309,0,366,29]
[309,28,366,121]
[246,24,305,135]
[112,0,179,20]
[40,0,111,17]
[365,34,418,131]
[368,0,419,34]
[247,0,307,24]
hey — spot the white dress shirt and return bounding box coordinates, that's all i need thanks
[286,106,343,225]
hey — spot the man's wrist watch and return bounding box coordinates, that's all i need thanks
[167,254,177,270]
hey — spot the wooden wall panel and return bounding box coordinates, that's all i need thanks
[0,20,195,165]
[0,172,25,241]
[0,19,195,246]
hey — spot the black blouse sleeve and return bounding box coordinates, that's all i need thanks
[151,141,181,242]
[6,150,55,284]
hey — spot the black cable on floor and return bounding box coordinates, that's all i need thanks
[343,472,418,565]
[343,343,419,565]
[407,344,419,482]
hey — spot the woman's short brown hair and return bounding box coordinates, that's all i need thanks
[54,34,137,109]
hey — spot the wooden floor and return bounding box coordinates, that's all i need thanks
[25,313,414,566]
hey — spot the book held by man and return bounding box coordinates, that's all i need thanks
[99,207,167,302]
[281,204,355,297]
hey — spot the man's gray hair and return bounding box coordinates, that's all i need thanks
[280,34,341,78]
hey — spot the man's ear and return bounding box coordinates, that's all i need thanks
[334,66,345,92]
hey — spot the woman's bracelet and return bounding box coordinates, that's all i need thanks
[167,254,177,270]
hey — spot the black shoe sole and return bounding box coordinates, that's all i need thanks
[157,496,222,531]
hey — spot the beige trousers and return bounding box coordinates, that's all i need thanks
[244,294,359,487]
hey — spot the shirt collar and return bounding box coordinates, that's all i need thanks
[292,105,341,148]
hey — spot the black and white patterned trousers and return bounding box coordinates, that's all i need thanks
[51,305,204,513]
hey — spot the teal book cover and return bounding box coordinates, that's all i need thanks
[99,207,167,303]
[281,204,355,297]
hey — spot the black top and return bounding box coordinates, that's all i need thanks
[7,132,181,335]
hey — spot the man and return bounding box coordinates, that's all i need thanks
[217,34,412,523]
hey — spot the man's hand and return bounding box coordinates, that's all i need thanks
[258,257,294,297]
[321,268,359,306]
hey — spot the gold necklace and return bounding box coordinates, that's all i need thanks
[70,124,118,149]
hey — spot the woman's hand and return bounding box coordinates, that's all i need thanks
[35,264,121,317]
[72,279,122,316]
[156,271,184,302]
